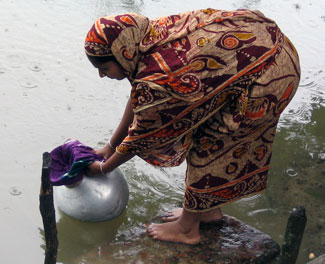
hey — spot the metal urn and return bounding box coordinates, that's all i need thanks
[54,168,129,222]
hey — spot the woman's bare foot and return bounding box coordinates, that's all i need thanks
[162,207,223,223]
[147,209,201,244]
[147,220,200,244]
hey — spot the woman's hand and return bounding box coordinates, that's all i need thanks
[86,161,102,176]
[86,152,135,178]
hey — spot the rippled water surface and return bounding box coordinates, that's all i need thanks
[0,0,324,263]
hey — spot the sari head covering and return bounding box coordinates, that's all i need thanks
[85,13,150,78]
[85,9,300,212]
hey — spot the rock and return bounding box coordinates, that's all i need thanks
[307,254,325,264]
[72,214,280,264]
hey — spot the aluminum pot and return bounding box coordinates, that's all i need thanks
[54,168,129,222]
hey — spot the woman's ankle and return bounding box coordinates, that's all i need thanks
[177,210,201,233]
[199,207,223,222]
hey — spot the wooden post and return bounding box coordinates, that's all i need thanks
[39,152,58,264]
[279,206,307,264]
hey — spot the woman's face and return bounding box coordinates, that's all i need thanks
[89,59,127,80]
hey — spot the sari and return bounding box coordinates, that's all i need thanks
[85,8,300,212]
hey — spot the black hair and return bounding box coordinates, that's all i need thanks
[86,54,117,65]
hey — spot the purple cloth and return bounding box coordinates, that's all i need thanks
[50,139,105,186]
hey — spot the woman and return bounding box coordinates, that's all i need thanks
[85,8,300,244]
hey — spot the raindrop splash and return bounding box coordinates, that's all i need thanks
[10,187,22,196]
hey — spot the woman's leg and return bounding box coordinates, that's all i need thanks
[162,207,223,222]
[147,207,201,244]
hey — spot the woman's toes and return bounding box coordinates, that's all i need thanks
[143,223,150,230]
[161,214,172,221]
[162,212,172,218]
[147,224,156,235]
[162,208,183,222]
[148,223,154,229]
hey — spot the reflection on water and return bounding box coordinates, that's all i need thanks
[1,0,325,263]
[9,187,22,196]
[44,210,126,262]
[239,193,262,202]
[286,167,299,177]
[266,105,325,262]
[247,208,276,217]
[91,0,144,17]
[4,54,26,69]
[232,0,262,9]
[28,62,42,72]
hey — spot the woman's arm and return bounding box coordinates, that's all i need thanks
[111,97,134,147]
[88,97,135,175]
[95,97,134,158]
[87,151,135,175]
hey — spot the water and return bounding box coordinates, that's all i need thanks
[0,0,324,263]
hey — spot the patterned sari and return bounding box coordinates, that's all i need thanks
[85,9,300,212]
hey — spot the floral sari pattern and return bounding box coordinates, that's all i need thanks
[85,9,300,211]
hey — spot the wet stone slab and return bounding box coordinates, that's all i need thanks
[307,254,325,264]
[72,214,280,264]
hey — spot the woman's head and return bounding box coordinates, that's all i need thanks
[84,14,150,79]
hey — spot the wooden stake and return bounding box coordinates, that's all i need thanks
[279,206,307,264]
[39,152,58,264]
